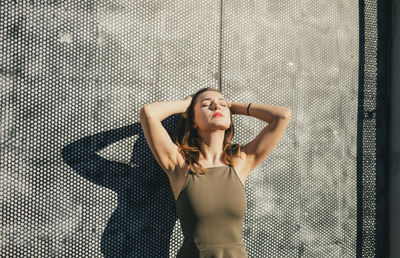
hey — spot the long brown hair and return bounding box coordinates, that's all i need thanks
[172,87,244,176]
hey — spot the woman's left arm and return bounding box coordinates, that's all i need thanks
[228,101,292,175]
[228,101,291,123]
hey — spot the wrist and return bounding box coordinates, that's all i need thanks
[229,102,248,116]
[246,103,251,116]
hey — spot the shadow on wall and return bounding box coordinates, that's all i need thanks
[61,114,182,258]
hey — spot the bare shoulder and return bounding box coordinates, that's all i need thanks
[168,151,191,200]
[232,150,254,184]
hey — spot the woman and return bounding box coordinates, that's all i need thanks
[139,87,291,257]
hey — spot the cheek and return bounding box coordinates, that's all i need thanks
[194,110,206,123]
[199,109,209,118]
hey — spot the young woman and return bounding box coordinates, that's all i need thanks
[139,87,291,257]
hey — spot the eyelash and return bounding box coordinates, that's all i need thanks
[202,104,226,107]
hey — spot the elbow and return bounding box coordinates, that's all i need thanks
[140,105,150,117]
[282,108,292,120]
[139,105,149,122]
[140,105,159,121]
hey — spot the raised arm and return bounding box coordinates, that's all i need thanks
[139,97,191,174]
[230,101,292,178]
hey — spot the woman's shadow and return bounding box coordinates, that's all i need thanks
[61,114,181,258]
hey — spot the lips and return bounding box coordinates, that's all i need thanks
[213,112,223,117]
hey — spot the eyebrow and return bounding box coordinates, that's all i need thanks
[200,97,226,103]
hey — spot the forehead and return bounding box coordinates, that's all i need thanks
[197,91,225,103]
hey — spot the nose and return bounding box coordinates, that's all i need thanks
[212,104,221,111]
[211,101,222,110]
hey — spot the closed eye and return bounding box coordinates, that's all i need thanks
[202,103,226,107]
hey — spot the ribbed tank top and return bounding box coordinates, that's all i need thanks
[175,164,248,258]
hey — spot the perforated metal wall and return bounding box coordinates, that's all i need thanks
[0,0,388,257]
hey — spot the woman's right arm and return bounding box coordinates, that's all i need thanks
[139,98,191,174]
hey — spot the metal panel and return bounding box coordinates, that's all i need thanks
[0,0,389,257]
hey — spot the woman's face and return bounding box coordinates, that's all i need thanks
[192,91,231,131]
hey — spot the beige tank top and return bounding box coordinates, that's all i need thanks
[175,164,248,258]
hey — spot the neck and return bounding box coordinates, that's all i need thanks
[197,129,225,164]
